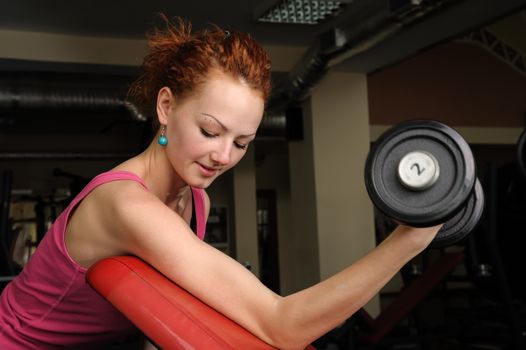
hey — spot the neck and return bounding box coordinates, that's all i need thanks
[134,141,189,205]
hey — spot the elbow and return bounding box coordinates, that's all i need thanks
[267,333,311,350]
[257,297,313,350]
[263,319,312,350]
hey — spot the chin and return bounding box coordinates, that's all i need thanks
[187,177,215,189]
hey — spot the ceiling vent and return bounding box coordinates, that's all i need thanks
[255,0,352,25]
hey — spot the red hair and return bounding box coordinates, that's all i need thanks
[128,15,272,128]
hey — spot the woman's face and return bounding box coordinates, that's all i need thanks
[160,71,265,189]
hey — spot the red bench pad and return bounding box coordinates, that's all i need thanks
[87,256,315,350]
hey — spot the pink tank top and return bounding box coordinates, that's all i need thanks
[0,170,207,349]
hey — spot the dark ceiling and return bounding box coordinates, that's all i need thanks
[0,0,331,46]
[1,0,525,74]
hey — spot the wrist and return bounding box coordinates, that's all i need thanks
[390,224,442,252]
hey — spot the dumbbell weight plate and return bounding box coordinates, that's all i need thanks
[365,120,476,227]
[430,178,484,248]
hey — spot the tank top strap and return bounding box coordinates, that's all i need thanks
[68,171,148,210]
[66,171,205,240]
[190,187,206,241]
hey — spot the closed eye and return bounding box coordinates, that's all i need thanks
[200,128,217,138]
[234,142,248,150]
[202,128,249,150]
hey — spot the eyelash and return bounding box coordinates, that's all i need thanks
[235,143,248,151]
[200,128,216,138]
[200,128,248,150]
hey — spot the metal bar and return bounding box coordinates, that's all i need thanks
[359,252,465,345]
[0,152,135,160]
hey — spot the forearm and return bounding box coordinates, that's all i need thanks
[272,225,440,349]
[122,197,439,349]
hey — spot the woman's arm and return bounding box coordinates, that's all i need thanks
[102,182,439,350]
[271,224,439,348]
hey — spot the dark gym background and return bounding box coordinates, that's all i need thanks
[1,1,526,349]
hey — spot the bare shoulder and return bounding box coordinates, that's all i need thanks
[65,179,164,267]
[95,179,158,208]
[88,180,168,238]
[86,178,158,217]
[95,181,203,258]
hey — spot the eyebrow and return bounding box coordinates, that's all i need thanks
[201,113,256,138]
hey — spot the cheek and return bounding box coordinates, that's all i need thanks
[172,129,202,154]
[165,133,198,169]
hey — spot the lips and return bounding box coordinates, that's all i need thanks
[197,162,219,177]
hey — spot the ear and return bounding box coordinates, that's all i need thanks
[156,87,175,126]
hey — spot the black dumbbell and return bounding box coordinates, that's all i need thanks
[364,120,484,247]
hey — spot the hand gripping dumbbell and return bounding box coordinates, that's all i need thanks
[364,120,485,247]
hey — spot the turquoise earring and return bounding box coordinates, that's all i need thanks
[158,125,168,146]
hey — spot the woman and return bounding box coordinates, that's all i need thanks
[0,16,441,349]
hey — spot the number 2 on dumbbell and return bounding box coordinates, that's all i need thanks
[398,151,439,191]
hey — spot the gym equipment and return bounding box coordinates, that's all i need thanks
[87,256,316,350]
[358,252,465,345]
[365,120,483,246]
[430,178,484,247]
[1,170,13,277]
[312,252,467,348]
[53,168,90,200]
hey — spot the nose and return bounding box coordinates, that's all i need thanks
[210,141,232,165]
